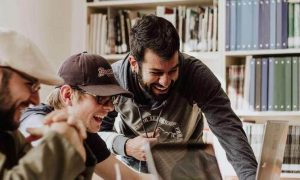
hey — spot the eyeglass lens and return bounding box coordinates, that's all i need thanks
[96,95,120,105]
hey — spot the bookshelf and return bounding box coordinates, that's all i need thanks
[224,0,300,178]
[84,0,300,178]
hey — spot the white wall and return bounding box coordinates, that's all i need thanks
[0,0,84,101]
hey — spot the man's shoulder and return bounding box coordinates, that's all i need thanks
[111,54,129,72]
[180,53,204,67]
[21,103,53,121]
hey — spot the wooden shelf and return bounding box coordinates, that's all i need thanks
[281,173,300,179]
[101,51,220,61]
[87,0,213,9]
[102,54,128,61]
[225,49,300,57]
[185,51,221,60]
[235,111,300,125]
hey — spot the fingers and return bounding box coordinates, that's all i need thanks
[140,154,147,161]
[26,126,49,136]
[43,109,68,125]
[143,131,160,138]
[25,134,42,143]
[43,108,87,139]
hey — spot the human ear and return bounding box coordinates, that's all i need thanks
[60,85,73,106]
[128,55,138,73]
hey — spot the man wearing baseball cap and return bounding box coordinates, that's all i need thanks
[20,52,153,179]
[0,28,88,179]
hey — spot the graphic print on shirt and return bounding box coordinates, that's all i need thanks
[135,115,184,142]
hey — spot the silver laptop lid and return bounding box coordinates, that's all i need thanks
[256,120,289,180]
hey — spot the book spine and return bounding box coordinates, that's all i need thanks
[261,58,269,111]
[292,57,299,111]
[255,58,262,111]
[288,3,295,48]
[249,58,256,110]
[268,57,275,110]
[226,0,231,51]
[285,57,292,111]
[230,0,237,50]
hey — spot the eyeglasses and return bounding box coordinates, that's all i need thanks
[2,67,41,93]
[87,93,120,105]
[69,86,121,105]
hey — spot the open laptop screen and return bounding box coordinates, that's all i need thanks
[256,120,289,180]
[146,142,222,180]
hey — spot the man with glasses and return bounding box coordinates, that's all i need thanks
[20,52,153,180]
[0,28,87,179]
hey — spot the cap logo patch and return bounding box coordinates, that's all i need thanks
[98,67,114,78]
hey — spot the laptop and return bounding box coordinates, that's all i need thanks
[256,120,289,180]
[146,142,222,180]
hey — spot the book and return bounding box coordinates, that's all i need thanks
[236,0,242,50]
[240,0,252,50]
[261,58,269,111]
[281,0,288,49]
[252,0,260,49]
[249,58,256,111]
[243,56,253,110]
[285,57,292,111]
[294,3,300,48]
[268,57,275,110]
[269,0,277,49]
[230,0,237,50]
[259,0,270,49]
[292,57,299,111]
[255,58,262,111]
[276,0,283,49]
[226,0,231,51]
[288,3,295,48]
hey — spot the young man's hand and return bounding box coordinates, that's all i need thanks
[43,108,87,139]
[125,132,158,161]
[26,109,87,162]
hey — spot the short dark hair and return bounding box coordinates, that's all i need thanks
[130,14,180,62]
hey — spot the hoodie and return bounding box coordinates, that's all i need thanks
[99,53,257,180]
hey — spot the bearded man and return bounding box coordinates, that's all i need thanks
[99,15,258,180]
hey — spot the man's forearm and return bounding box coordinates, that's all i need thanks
[1,132,85,179]
[98,131,129,156]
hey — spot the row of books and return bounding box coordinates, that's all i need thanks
[225,0,300,51]
[226,64,245,110]
[157,5,218,52]
[227,56,300,111]
[87,4,218,55]
[283,125,300,173]
[87,13,108,55]
[243,123,300,173]
[87,10,140,55]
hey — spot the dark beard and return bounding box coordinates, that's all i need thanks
[0,68,19,131]
[0,87,19,131]
[0,104,18,131]
[136,70,173,102]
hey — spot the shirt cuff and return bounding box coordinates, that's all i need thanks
[112,135,130,156]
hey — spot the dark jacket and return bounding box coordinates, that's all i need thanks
[0,130,86,179]
[100,53,258,180]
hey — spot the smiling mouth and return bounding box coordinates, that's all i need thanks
[153,85,170,94]
[93,115,103,124]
